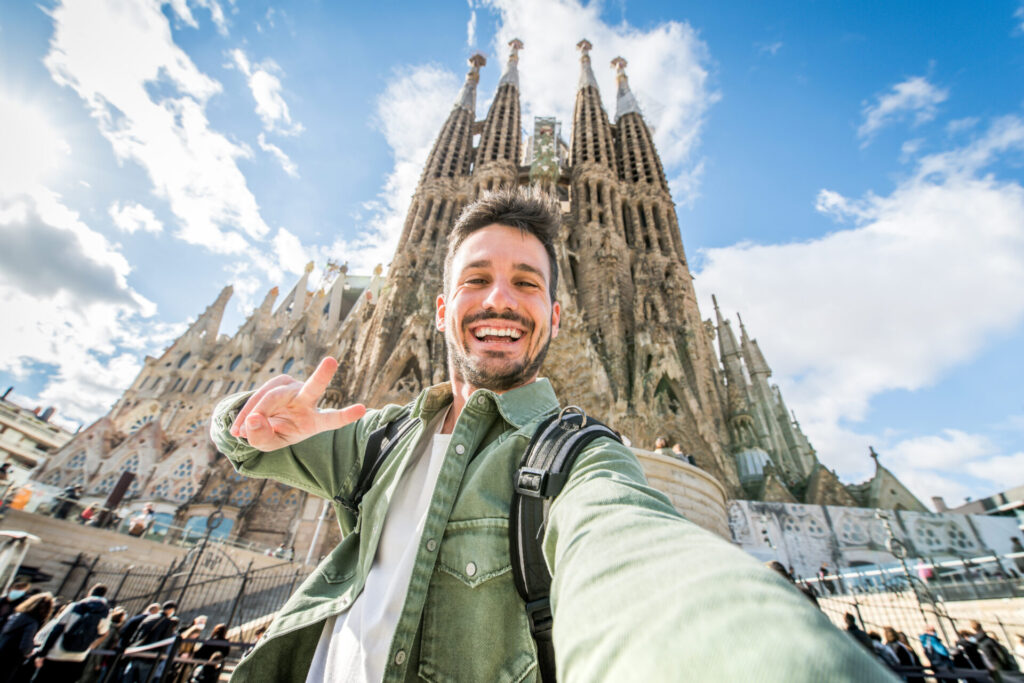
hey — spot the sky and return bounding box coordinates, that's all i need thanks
[1,0,1023,509]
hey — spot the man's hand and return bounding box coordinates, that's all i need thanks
[229,357,366,451]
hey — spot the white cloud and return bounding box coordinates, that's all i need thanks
[0,92,71,194]
[696,116,1024,500]
[858,75,948,144]
[467,5,477,47]
[272,227,310,274]
[230,48,303,136]
[257,132,299,178]
[483,0,716,204]
[1015,3,1024,34]
[44,0,267,254]
[318,64,460,273]
[109,201,164,234]
[757,41,783,56]
[167,0,228,35]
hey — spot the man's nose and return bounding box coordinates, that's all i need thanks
[482,279,517,311]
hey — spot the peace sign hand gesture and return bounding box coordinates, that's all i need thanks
[229,357,366,452]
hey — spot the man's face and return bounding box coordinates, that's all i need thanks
[437,224,560,393]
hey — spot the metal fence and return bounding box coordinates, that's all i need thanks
[56,545,311,644]
[802,554,1024,676]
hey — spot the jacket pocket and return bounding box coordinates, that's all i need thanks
[318,532,359,584]
[419,518,537,683]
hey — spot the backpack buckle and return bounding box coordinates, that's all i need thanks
[515,467,567,498]
[524,598,553,639]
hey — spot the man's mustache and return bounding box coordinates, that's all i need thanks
[460,310,534,331]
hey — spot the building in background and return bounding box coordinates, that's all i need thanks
[34,39,927,559]
[0,389,73,487]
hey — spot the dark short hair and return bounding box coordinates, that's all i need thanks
[162,600,177,611]
[89,584,108,598]
[443,187,560,302]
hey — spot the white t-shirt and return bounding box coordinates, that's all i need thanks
[306,412,450,683]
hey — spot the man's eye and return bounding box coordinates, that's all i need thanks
[517,281,539,288]
[466,278,487,285]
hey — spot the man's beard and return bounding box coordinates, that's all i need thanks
[447,310,553,392]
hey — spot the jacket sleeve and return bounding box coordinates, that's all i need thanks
[209,392,395,502]
[18,618,38,656]
[543,438,899,683]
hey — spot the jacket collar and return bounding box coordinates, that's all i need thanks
[413,378,560,430]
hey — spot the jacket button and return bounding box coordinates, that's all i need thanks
[395,650,407,665]
[476,395,487,406]
[426,539,437,552]
[465,562,477,577]
[455,444,466,454]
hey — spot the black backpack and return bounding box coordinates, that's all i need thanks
[344,404,620,683]
[61,600,108,652]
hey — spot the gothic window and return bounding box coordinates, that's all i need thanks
[839,519,869,545]
[282,357,295,374]
[67,452,87,469]
[184,421,204,435]
[126,478,141,497]
[915,525,943,551]
[171,460,194,479]
[43,470,63,486]
[805,517,827,537]
[70,473,86,486]
[782,517,802,535]
[229,355,242,372]
[151,378,161,390]
[138,377,147,390]
[230,487,255,507]
[205,380,213,394]
[204,484,227,504]
[282,491,300,508]
[947,525,975,551]
[123,454,141,473]
[178,352,191,369]
[228,471,247,483]
[191,378,202,393]
[151,479,172,499]
[225,381,234,394]
[172,483,195,503]
[266,489,282,507]
[128,415,154,433]
[94,473,118,495]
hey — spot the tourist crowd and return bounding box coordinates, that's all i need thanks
[0,580,257,683]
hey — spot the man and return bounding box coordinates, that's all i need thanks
[53,484,82,519]
[671,442,697,466]
[212,189,893,681]
[119,603,161,646]
[123,601,179,683]
[652,436,672,457]
[0,579,31,628]
[918,626,953,670]
[844,613,873,652]
[33,583,111,680]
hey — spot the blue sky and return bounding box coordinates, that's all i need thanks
[1,0,1023,507]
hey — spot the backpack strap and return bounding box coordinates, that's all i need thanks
[509,406,622,683]
[334,409,416,515]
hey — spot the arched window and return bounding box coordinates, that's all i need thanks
[177,352,191,369]
[229,355,242,372]
[282,357,295,374]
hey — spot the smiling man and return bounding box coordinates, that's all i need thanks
[211,188,893,682]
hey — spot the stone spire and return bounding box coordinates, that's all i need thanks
[610,56,641,122]
[499,38,522,88]
[571,39,616,169]
[577,39,598,89]
[181,285,232,358]
[276,261,314,322]
[456,53,486,113]
[473,40,522,193]
[738,312,771,377]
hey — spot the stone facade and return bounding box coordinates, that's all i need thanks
[728,499,1022,580]
[34,39,925,559]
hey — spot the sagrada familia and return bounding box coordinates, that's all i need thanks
[35,40,927,556]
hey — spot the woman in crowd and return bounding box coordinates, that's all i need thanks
[0,592,54,683]
[189,623,231,683]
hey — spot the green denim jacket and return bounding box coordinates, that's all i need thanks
[212,379,894,683]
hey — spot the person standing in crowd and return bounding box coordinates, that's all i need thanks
[869,631,900,669]
[970,620,1020,675]
[819,562,837,595]
[171,615,207,683]
[32,583,110,681]
[844,613,874,652]
[955,630,987,670]
[893,631,924,683]
[79,607,125,683]
[123,601,179,683]
[918,626,953,670]
[0,581,31,628]
[652,436,672,457]
[52,484,82,519]
[0,592,54,683]
[188,623,231,683]
[119,603,160,646]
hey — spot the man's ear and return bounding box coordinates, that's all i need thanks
[550,301,560,339]
[436,294,446,331]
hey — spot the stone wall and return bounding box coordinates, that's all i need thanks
[635,449,730,539]
[1,509,290,594]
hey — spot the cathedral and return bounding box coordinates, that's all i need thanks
[35,40,927,557]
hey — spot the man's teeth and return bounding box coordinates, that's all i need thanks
[474,327,523,340]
